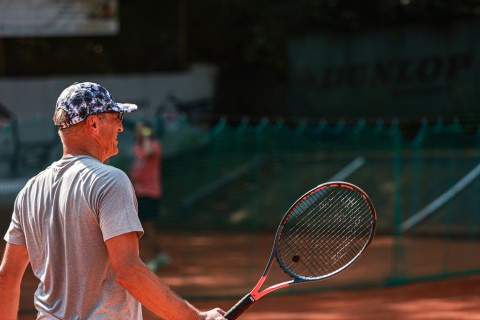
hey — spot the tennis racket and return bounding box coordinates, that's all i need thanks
[224,181,377,319]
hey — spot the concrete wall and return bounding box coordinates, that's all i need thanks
[0,63,218,120]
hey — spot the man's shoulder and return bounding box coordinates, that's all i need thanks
[73,156,129,183]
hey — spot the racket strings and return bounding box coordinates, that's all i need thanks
[298,194,371,274]
[302,191,372,275]
[289,189,366,275]
[282,207,369,277]
[320,190,372,263]
[284,190,346,273]
[278,186,374,279]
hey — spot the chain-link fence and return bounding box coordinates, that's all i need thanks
[1,115,479,297]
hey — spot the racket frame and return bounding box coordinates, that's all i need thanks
[225,181,377,319]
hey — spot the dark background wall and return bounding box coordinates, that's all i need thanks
[1,0,480,121]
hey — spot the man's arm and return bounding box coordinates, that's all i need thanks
[105,232,225,320]
[0,243,30,320]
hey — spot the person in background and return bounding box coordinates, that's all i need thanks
[130,121,171,271]
[0,82,226,320]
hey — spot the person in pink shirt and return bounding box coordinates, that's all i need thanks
[130,121,171,271]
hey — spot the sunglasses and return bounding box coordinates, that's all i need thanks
[103,111,124,121]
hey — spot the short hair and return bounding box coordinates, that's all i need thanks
[53,108,71,129]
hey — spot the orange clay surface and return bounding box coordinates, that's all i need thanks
[8,233,480,320]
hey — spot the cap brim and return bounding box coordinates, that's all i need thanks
[116,103,138,113]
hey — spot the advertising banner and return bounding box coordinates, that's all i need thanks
[0,0,119,37]
[289,21,480,119]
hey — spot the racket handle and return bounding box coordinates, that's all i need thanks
[224,293,255,320]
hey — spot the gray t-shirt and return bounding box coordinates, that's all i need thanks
[4,155,144,319]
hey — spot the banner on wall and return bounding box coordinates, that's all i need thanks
[0,0,119,37]
[289,20,480,119]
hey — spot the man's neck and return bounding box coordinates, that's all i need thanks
[63,146,103,163]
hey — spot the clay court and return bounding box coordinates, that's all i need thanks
[189,276,480,320]
[10,232,480,319]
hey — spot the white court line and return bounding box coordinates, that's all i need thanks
[181,157,263,208]
[401,162,480,233]
[329,156,366,181]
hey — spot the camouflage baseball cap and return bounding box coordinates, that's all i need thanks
[55,82,138,129]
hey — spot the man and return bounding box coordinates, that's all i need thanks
[0,82,226,320]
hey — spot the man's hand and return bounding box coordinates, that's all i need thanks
[200,308,227,320]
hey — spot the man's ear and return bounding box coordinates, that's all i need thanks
[85,116,98,130]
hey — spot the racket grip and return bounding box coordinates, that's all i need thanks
[224,293,255,320]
